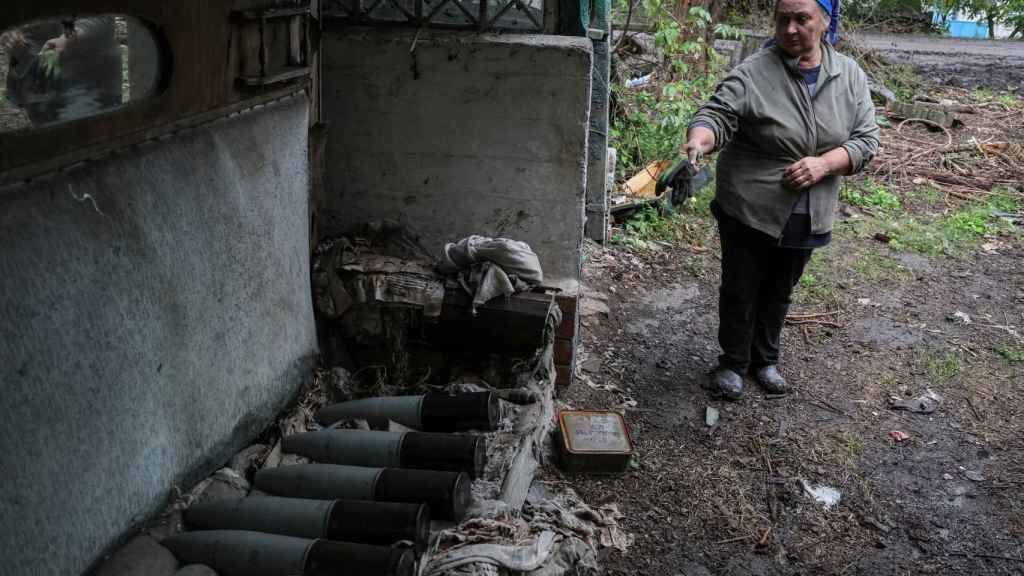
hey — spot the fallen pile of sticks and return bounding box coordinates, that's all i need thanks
[867,95,1024,202]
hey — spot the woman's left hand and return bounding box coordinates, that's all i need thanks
[783,156,830,190]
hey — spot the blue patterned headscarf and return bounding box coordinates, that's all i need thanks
[817,0,841,44]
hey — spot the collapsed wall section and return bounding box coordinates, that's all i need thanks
[0,96,318,576]
[319,28,593,291]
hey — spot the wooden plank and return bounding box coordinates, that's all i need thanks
[239,66,311,87]
[435,291,556,358]
[0,87,306,186]
[624,160,670,199]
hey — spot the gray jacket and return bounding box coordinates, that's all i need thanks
[690,42,880,238]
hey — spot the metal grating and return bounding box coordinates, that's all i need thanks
[324,0,544,31]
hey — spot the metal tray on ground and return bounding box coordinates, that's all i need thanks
[557,410,634,474]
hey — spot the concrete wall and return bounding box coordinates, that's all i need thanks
[585,0,612,243]
[0,96,318,576]
[320,28,592,291]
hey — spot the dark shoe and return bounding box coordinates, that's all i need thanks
[712,368,744,400]
[755,365,788,394]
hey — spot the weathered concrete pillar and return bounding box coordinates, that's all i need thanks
[585,0,611,243]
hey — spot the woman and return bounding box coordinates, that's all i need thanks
[683,0,879,399]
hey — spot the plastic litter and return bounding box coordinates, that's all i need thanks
[889,389,943,414]
[889,430,910,442]
[705,407,720,427]
[800,480,841,509]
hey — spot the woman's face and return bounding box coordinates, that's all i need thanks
[774,0,827,58]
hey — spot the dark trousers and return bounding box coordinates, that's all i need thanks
[714,205,813,374]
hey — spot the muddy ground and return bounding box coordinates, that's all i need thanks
[553,67,1024,574]
[859,33,1024,92]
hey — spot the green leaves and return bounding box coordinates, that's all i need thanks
[610,0,736,180]
[935,0,1024,38]
[37,48,62,81]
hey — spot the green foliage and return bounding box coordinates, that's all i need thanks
[38,48,62,80]
[935,0,1024,38]
[994,344,1024,364]
[615,205,682,247]
[843,0,937,30]
[881,192,1022,255]
[870,62,922,102]
[842,179,902,212]
[685,177,716,217]
[989,187,1024,212]
[924,348,962,385]
[610,0,737,180]
[799,271,820,289]
[906,185,943,205]
[794,250,841,302]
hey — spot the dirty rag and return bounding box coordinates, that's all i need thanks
[424,531,558,576]
[438,236,544,312]
[313,225,445,320]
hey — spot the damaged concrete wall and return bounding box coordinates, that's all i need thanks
[0,96,318,576]
[320,29,592,291]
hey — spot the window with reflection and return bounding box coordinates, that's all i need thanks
[0,15,165,133]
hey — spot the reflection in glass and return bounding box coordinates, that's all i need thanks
[0,15,163,133]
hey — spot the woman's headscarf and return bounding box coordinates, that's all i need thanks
[817,0,841,44]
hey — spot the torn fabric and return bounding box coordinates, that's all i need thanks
[438,236,544,313]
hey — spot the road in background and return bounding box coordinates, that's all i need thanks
[855,33,1024,91]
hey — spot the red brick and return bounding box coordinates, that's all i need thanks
[554,337,575,365]
[555,294,578,339]
[555,364,573,386]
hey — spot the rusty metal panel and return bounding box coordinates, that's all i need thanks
[0,0,313,182]
[557,410,634,474]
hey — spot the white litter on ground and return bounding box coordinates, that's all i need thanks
[801,480,841,509]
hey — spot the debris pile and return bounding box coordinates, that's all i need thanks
[869,98,1024,201]
[92,222,598,576]
[312,220,560,392]
[421,484,633,576]
[843,40,1024,202]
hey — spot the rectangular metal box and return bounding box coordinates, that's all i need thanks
[557,410,634,474]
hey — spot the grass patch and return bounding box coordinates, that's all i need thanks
[683,177,716,218]
[841,178,901,212]
[904,185,944,207]
[969,87,1020,107]
[851,251,911,283]
[971,87,997,101]
[612,205,684,248]
[808,429,864,470]
[994,344,1024,365]
[795,249,841,303]
[923,348,962,386]
[879,191,1024,256]
[827,430,864,468]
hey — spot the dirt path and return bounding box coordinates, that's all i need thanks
[855,33,1024,91]
[556,90,1024,575]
